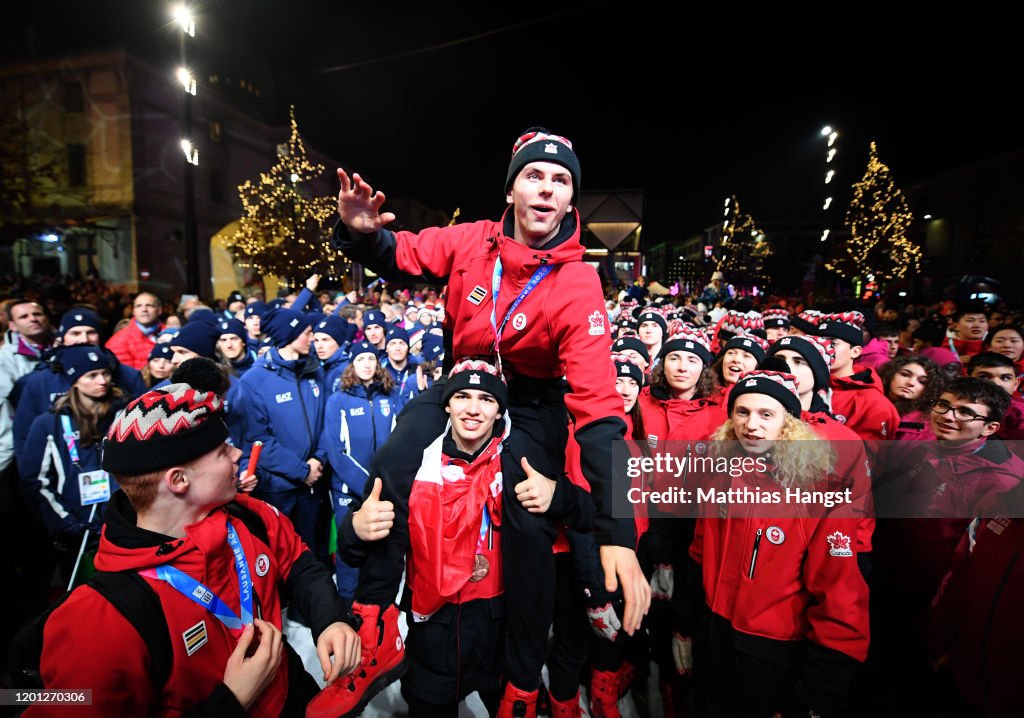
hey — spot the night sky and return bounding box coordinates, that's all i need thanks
[5,2,1018,241]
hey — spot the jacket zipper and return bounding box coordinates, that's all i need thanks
[295,373,315,492]
[748,528,763,579]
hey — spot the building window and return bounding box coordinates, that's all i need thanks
[209,169,224,204]
[209,119,222,143]
[64,82,84,113]
[67,144,87,186]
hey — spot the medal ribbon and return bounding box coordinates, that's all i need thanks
[140,521,253,635]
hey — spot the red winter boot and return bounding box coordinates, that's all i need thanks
[589,668,622,718]
[305,602,406,718]
[496,682,539,718]
[547,689,581,718]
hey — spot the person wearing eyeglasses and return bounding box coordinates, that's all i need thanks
[870,377,1023,714]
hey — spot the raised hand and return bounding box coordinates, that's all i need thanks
[337,169,397,233]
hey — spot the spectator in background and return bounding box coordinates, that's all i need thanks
[105,292,164,369]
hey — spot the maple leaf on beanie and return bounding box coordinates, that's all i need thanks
[728,360,802,418]
[816,311,866,347]
[442,359,508,414]
[505,127,581,203]
[102,384,229,475]
[762,307,791,328]
[611,352,645,386]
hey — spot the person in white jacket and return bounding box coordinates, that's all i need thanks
[0,299,53,472]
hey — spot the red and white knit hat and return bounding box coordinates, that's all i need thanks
[728,368,802,417]
[720,310,765,337]
[660,327,713,366]
[443,359,508,413]
[102,384,228,475]
[816,311,866,347]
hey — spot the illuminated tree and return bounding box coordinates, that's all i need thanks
[826,141,922,281]
[226,107,344,283]
[716,195,772,286]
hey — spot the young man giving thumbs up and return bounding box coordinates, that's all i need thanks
[310,360,591,717]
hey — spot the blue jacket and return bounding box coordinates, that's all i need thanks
[12,347,147,464]
[322,381,403,505]
[19,406,121,541]
[322,346,351,395]
[239,349,327,492]
[231,350,258,378]
[381,358,420,404]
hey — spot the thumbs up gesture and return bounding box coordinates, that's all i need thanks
[514,457,557,514]
[352,478,395,542]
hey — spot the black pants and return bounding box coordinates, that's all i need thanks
[354,380,566,691]
[402,599,504,712]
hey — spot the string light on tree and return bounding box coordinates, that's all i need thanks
[716,194,772,286]
[825,141,922,280]
[226,107,348,282]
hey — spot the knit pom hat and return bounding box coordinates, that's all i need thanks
[762,307,791,329]
[727,364,802,418]
[505,127,581,203]
[58,308,102,338]
[261,308,312,348]
[172,321,221,359]
[636,310,668,335]
[244,301,270,320]
[61,345,110,383]
[386,325,410,346]
[790,309,825,335]
[363,309,386,330]
[660,327,713,366]
[722,334,770,364]
[766,334,835,392]
[421,334,444,363]
[149,343,173,362]
[218,318,246,340]
[442,359,508,414]
[719,310,765,337]
[102,384,229,475]
[815,311,866,347]
[349,341,378,361]
[612,336,650,364]
[313,316,349,346]
[612,353,645,386]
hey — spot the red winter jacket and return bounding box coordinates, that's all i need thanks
[31,492,345,718]
[106,320,162,370]
[874,438,1024,628]
[996,394,1024,441]
[803,411,875,553]
[335,212,630,546]
[830,367,901,442]
[930,499,1024,717]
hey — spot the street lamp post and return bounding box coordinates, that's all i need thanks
[174,5,200,295]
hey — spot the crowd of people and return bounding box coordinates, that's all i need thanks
[4,127,1023,718]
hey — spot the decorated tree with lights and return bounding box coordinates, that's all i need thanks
[826,141,921,281]
[226,108,343,284]
[716,195,772,286]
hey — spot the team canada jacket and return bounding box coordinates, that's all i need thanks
[322,381,403,508]
[930,493,1024,717]
[239,349,327,491]
[690,461,870,713]
[334,210,630,546]
[29,491,347,718]
[829,367,901,442]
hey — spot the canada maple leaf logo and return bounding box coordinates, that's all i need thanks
[827,531,853,557]
[588,310,606,336]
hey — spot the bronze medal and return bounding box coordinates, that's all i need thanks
[469,554,489,582]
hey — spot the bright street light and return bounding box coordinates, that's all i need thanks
[821,125,832,136]
[180,139,199,165]
[173,5,195,36]
[176,67,196,95]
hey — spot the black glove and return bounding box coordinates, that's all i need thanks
[56,520,100,552]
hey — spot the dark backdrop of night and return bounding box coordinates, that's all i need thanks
[4,1,1018,254]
